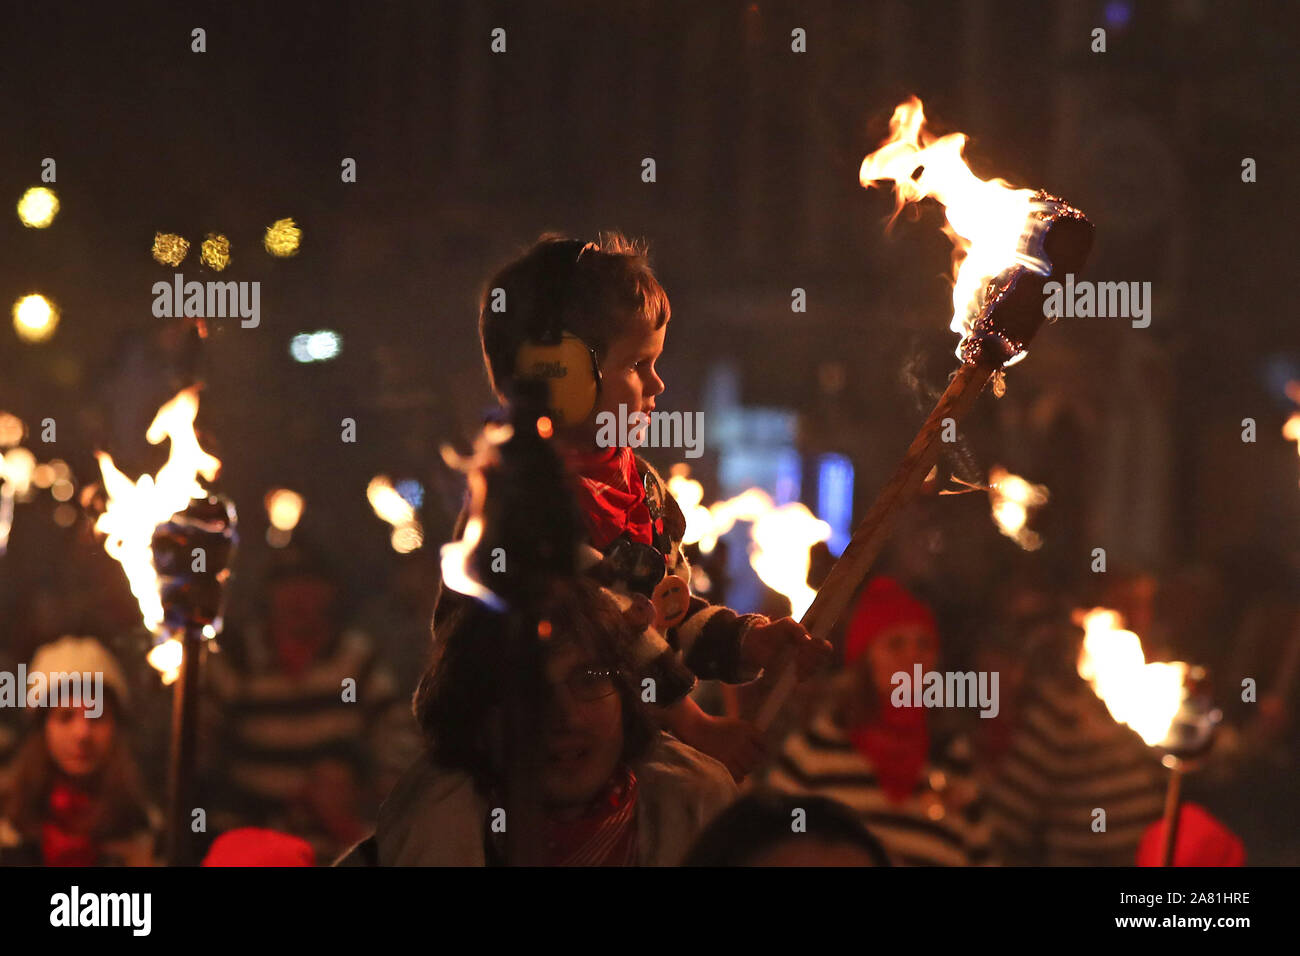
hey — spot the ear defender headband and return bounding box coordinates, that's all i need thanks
[513,239,603,426]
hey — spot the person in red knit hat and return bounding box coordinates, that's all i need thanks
[1136,802,1246,867]
[760,577,993,865]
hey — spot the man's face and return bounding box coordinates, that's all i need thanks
[269,576,335,646]
[861,623,939,698]
[588,320,667,430]
[536,640,625,813]
[45,706,116,778]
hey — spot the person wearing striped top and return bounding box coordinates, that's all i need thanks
[761,578,993,866]
[202,558,419,863]
[981,654,1167,866]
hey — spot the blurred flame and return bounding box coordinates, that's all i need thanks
[438,514,504,610]
[147,638,183,685]
[988,465,1048,550]
[95,387,220,637]
[1076,608,1187,747]
[860,97,1051,356]
[0,412,24,448]
[366,476,423,553]
[667,465,830,618]
[1284,381,1300,487]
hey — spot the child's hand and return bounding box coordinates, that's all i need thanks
[679,712,766,782]
[742,617,834,680]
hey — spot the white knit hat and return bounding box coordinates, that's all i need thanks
[27,636,129,711]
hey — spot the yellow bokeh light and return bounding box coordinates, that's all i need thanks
[17,187,59,228]
[12,295,59,343]
[152,232,190,267]
[200,233,231,271]
[264,218,301,257]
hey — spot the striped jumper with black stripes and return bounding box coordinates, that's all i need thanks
[762,708,994,866]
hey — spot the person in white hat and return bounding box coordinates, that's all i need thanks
[0,637,158,866]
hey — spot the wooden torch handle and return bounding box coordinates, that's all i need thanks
[754,359,995,730]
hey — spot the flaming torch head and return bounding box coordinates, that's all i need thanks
[860,97,1094,366]
[150,494,238,637]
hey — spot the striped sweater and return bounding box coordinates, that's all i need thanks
[981,673,1167,866]
[203,627,420,860]
[762,708,994,866]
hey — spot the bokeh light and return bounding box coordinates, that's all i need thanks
[17,187,59,228]
[264,217,302,257]
[12,294,59,343]
[200,233,231,271]
[152,232,190,266]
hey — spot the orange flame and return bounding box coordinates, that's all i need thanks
[988,466,1049,550]
[1076,608,1187,747]
[860,97,1051,356]
[668,466,829,618]
[1284,381,1300,487]
[95,387,220,638]
[366,476,423,554]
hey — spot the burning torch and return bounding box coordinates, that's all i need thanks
[1076,608,1221,866]
[93,386,237,865]
[756,97,1093,729]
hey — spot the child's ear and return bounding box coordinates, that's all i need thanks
[622,593,656,633]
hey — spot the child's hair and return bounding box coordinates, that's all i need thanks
[478,231,671,398]
[414,577,656,793]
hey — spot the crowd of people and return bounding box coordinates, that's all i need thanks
[0,233,1292,866]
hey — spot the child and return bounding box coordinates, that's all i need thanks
[0,637,158,866]
[437,232,831,779]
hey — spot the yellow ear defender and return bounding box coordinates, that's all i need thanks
[513,239,602,426]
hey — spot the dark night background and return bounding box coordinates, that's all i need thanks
[1,0,1298,861]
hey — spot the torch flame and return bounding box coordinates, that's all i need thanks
[366,476,423,554]
[95,386,220,637]
[668,466,830,619]
[1284,381,1300,487]
[988,465,1049,550]
[860,96,1053,355]
[1076,608,1187,747]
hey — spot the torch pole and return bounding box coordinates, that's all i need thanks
[166,624,204,866]
[1159,760,1184,867]
[755,360,994,729]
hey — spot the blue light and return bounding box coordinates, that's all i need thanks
[289,330,342,363]
[395,479,424,510]
[816,453,854,557]
[1104,0,1132,28]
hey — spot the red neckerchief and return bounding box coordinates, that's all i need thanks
[849,702,930,806]
[543,766,639,867]
[42,781,98,867]
[563,445,654,551]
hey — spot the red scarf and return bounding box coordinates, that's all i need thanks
[850,706,930,805]
[563,445,654,551]
[543,767,639,866]
[41,782,98,867]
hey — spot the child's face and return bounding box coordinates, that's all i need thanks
[589,320,667,432]
[45,705,116,778]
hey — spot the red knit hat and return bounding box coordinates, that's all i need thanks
[202,828,316,867]
[844,577,937,666]
[1136,803,1245,867]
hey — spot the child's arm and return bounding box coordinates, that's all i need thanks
[671,587,833,684]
